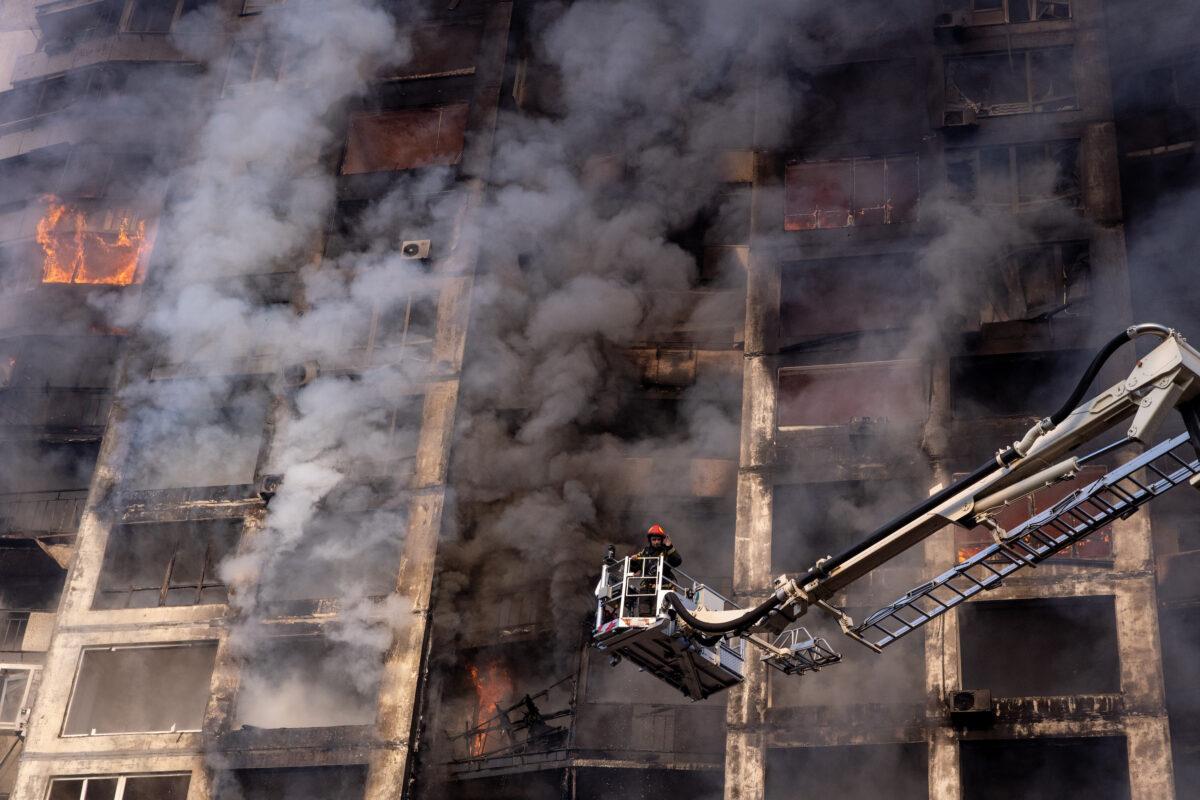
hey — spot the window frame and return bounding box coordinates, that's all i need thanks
[61,641,217,737]
[945,140,1081,212]
[93,519,241,610]
[0,664,38,730]
[945,47,1077,118]
[120,0,186,34]
[782,153,920,231]
[44,773,192,800]
[968,0,1072,25]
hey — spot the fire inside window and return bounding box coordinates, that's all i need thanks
[955,465,1114,562]
[946,47,1076,117]
[341,104,470,175]
[36,196,152,286]
[783,155,918,231]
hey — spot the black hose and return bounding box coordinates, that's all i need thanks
[665,591,779,635]
[1047,329,1132,425]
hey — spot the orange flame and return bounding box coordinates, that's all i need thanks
[467,660,513,757]
[36,195,151,285]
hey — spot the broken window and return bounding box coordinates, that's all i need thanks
[93,519,241,610]
[122,379,268,490]
[767,744,927,800]
[0,666,35,729]
[123,0,208,33]
[956,464,1113,562]
[36,196,154,286]
[341,104,470,175]
[780,253,925,341]
[215,766,367,800]
[946,48,1076,117]
[63,642,217,735]
[234,635,379,729]
[959,596,1120,695]
[46,775,190,800]
[386,23,483,80]
[951,349,1087,419]
[773,480,926,575]
[575,768,723,800]
[254,505,407,604]
[783,155,918,230]
[980,240,1091,323]
[961,737,1129,799]
[37,0,121,48]
[947,141,1080,211]
[223,38,285,90]
[0,541,66,613]
[944,0,1071,24]
[777,361,929,429]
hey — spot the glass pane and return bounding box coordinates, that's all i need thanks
[1009,0,1032,22]
[852,159,887,226]
[84,779,118,800]
[0,670,29,723]
[63,644,218,735]
[783,162,852,230]
[977,148,1012,206]
[48,780,85,800]
[123,776,191,800]
[126,0,178,33]
[886,157,920,223]
[1030,48,1077,110]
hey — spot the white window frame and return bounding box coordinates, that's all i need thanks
[45,773,192,800]
[60,642,216,737]
[0,664,39,731]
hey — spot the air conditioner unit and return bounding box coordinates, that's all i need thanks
[941,107,979,128]
[257,474,283,503]
[950,689,994,727]
[400,239,431,260]
[934,10,970,28]
[282,359,320,387]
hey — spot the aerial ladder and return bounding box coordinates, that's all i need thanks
[592,324,1200,700]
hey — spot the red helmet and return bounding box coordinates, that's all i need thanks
[647,524,666,539]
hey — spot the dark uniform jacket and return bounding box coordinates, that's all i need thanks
[637,542,682,581]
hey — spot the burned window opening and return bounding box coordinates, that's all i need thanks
[215,766,366,800]
[122,379,269,491]
[234,634,380,729]
[123,0,211,34]
[767,743,928,800]
[959,596,1121,696]
[779,252,926,342]
[784,154,919,230]
[223,38,285,91]
[947,141,1081,211]
[960,737,1130,799]
[62,642,218,735]
[950,349,1087,419]
[946,48,1076,118]
[47,774,191,800]
[0,541,66,614]
[777,361,930,429]
[93,519,241,610]
[943,0,1071,25]
[956,464,1113,562]
[341,103,470,175]
[980,240,1091,323]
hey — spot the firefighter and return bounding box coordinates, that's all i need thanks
[638,525,686,568]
